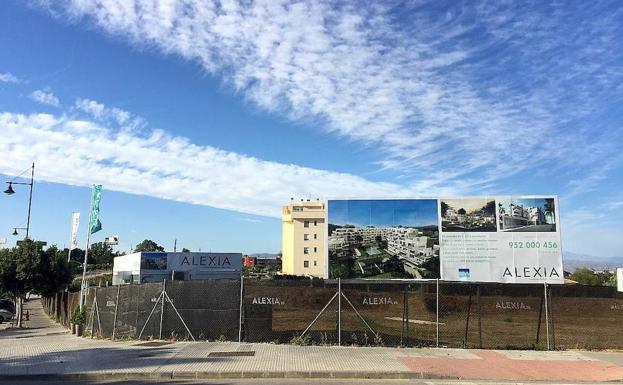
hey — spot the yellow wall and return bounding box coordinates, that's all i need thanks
[281,201,326,277]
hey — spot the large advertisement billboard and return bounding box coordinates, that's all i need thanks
[326,196,563,283]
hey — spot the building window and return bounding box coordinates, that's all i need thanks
[304,234,309,241]
[304,261,309,268]
[304,247,309,254]
[314,261,317,266]
[314,247,317,253]
[304,221,309,228]
[293,206,303,211]
[314,220,317,226]
[314,233,317,239]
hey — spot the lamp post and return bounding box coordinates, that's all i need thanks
[12,227,28,236]
[4,162,35,239]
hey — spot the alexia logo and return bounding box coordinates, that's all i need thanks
[503,266,560,278]
[496,301,532,310]
[252,297,284,305]
[181,255,231,266]
[362,297,398,305]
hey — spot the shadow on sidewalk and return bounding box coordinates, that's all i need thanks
[0,345,237,375]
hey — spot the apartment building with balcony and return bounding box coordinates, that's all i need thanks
[329,226,436,264]
[281,199,326,277]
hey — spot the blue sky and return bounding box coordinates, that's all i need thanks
[0,1,622,257]
[329,199,438,228]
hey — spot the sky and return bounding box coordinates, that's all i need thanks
[442,198,493,214]
[0,1,622,257]
[329,199,438,228]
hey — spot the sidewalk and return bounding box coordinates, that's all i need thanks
[2,299,623,382]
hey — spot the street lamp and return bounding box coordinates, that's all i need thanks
[12,227,27,236]
[4,162,35,239]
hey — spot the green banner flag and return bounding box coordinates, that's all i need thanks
[89,184,103,234]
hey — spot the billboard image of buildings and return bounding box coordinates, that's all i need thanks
[441,198,497,232]
[327,199,439,279]
[497,197,556,232]
[324,196,563,284]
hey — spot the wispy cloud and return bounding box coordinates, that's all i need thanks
[75,98,143,128]
[0,72,20,83]
[39,1,623,193]
[30,89,60,107]
[0,107,417,217]
[236,217,263,223]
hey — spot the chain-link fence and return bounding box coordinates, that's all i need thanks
[43,278,623,350]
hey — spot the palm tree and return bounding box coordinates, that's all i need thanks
[543,199,556,224]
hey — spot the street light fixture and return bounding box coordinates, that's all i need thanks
[4,162,35,239]
[4,183,15,195]
[12,227,27,236]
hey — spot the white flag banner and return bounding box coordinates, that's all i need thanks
[70,212,80,250]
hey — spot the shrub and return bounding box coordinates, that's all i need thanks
[290,334,311,346]
[70,307,86,325]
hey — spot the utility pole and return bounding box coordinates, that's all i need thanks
[26,162,34,238]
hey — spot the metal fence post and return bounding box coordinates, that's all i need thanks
[548,283,555,350]
[112,284,120,341]
[463,288,472,348]
[90,287,97,338]
[338,278,341,346]
[436,279,440,348]
[476,284,482,349]
[535,289,544,346]
[159,279,166,340]
[400,285,409,346]
[238,277,244,343]
[544,283,550,350]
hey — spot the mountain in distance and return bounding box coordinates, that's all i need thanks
[563,251,623,272]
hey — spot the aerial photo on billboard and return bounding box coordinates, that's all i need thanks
[327,199,440,279]
[440,197,497,232]
[497,197,557,232]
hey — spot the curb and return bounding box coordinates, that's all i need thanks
[2,371,461,381]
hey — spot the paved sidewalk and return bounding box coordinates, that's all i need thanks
[2,300,623,382]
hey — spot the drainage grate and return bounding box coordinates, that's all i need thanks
[134,341,172,347]
[208,351,255,357]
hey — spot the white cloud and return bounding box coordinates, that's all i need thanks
[75,98,143,128]
[0,72,20,83]
[0,110,417,217]
[39,1,623,193]
[30,89,61,107]
[75,98,105,118]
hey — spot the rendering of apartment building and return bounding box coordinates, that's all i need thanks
[281,199,326,277]
[500,203,547,229]
[329,226,437,264]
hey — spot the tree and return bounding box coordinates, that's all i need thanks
[420,255,440,279]
[13,239,46,327]
[134,239,165,252]
[440,201,449,217]
[0,248,19,299]
[37,246,73,296]
[181,248,190,252]
[482,200,496,216]
[89,242,115,265]
[457,208,466,215]
[569,268,602,286]
[544,199,556,224]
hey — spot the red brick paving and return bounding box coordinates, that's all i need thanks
[399,350,623,382]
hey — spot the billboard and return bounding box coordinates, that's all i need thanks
[326,196,563,283]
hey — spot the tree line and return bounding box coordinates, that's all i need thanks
[0,239,73,327]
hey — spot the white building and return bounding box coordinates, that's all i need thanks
[112,252,242,285]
